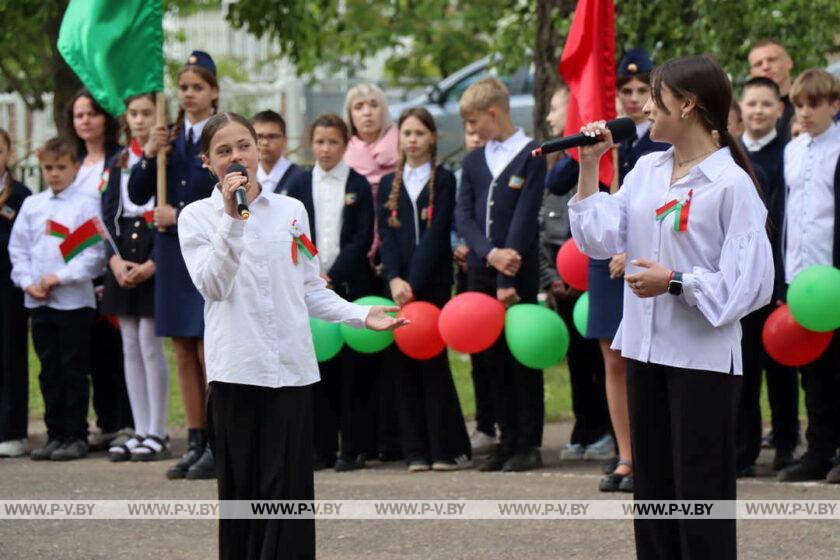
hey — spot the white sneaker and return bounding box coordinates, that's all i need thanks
[0,438,28,457]
[583,434,616,461]
[560,443,585,460]
[432,454,474,471]
[469,430,497,453]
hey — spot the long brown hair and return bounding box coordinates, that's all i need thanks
[650,55,761,194]
[386,107,438,229]
[118,92,158,169]
[171,65,220,143]
[64,88,120,160]
[0,128,12,205]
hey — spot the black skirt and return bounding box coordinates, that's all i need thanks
[101,217,155,317]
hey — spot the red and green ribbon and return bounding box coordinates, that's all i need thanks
[97,168,110,193]
[46,219,70,239]
[143,209,155,229]
[59,217,104,262]
[291,233,318,265]
[655,189,693,232]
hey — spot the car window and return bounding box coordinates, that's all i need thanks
[442,69,517,104]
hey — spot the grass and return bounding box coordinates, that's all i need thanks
[27,333,799,429]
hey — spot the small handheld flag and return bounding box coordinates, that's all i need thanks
[59,217,105,262]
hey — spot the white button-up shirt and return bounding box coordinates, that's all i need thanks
[178,186,369,389]
[569,147,774,374]
[403,161,431,244]
[74,159,106,200]
[312,161,349,273]
[9,185,105,310]
[784,124,839,283]
[185,117,209,144]
[742,129,778,153]
[484,128,531,179]
[257,156,292,193]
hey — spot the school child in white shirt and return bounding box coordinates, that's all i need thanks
[178,112,404,559]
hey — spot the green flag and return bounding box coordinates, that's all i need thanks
[57,0,164,117]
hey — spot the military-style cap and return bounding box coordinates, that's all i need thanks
[186,50,216,77]
[618,48,654,77]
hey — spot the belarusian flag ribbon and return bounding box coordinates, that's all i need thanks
[290,219,318,265]
[98,168,110,193]
[46,220,70,239]
[59,217,105,262]
[655,189,693,232]
[143,209,155,229]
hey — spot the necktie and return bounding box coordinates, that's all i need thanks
[186,127,194,153]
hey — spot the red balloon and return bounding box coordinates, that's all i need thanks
[762,304,834,367]
[394,302,446,360]
[556,238,589,291]
[438,292,506,354]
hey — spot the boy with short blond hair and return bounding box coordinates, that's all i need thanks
[456,77,546,472]
[776,69,840,483]
[9,137,105,461]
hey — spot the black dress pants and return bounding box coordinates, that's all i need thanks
[30,307,94,441]
[208,381,315,560]
[736,304,800,468]
[800,335,840,460]
[0,285,28,441]
[627,359,740,560]
[467,264,544,454]
[553,294,610,446]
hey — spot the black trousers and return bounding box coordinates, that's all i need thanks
[89,307,134,433]
[468,264,544,454]
[456,267,496,437]
[313,346,379,461]
[737,305,800,469]
[627,360,740,560]
[30,307,94,441]
[553,294,610,446]
[389,285,470,463]
[0,285,28,441]
[208,381,315,560]
[800,335,840,460]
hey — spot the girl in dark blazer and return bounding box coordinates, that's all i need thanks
[128,51,219,480]
[286,113,378,471]
[0,128,32,458]
[102,93,171,462]
[378,107,471,471]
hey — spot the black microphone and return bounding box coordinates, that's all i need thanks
[226,163,250,220]
[531,117,636,157]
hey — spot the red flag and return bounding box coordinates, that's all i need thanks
[559,0,616,186]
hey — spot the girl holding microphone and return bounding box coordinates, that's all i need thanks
[178,112,405,559]
[568,55,774,560]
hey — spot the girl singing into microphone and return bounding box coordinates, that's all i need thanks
[568,56,774,560]
[178,112,405,559]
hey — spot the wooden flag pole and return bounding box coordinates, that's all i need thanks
[155,91,167,232]
[610,147,620,194]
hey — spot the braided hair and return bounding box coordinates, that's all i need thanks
[171,65,219,143]
[386,107,438,229]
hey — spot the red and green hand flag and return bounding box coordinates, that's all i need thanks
[48,218,106,262]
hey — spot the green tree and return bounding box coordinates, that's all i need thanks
[0,0,214,131]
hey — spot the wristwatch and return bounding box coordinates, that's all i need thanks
[668,270,683,296]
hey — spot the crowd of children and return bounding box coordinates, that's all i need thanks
[0,45,838,509]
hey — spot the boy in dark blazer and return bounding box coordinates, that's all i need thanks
[253,110,303,195]
[456,77,546,472]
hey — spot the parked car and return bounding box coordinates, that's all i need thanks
[390,56,535,165]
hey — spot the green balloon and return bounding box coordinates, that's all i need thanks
[310,317,344,362]
[788,265,840,332]
[573,292,589,337]
[340,296,396,353]
[505,303,570,369]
